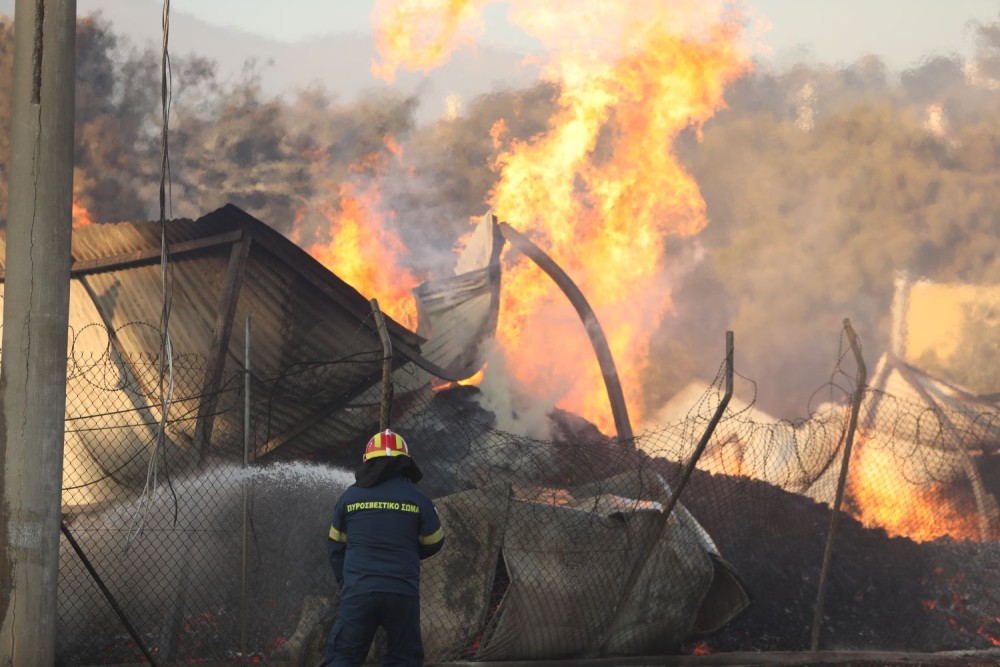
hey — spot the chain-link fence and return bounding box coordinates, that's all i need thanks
[53,323,1000,664]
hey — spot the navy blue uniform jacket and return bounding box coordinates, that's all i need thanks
[328,475,444,597]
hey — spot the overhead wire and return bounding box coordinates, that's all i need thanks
[128,0,178,546]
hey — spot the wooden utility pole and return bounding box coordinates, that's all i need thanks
[369,299,394,430]
[0,1,77,664]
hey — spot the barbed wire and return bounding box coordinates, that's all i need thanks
[50,321,1000,664]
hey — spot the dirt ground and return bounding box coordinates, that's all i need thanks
[669,650,1000,666]
[426,649,1000,667]
[85,648,1000,666]
[680,652,1000,667]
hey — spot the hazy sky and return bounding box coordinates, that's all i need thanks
[1,0,997,122]
[0,0,994,76]
[165,0,1000,70]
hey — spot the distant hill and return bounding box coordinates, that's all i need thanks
[0,0,540,124]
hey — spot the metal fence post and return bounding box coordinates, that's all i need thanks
[598,331,733,655]
[240,316,251,662]
[810,318,866,650]
[370,299,394,430]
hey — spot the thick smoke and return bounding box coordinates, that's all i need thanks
[387,22,1000,421]
[4,13,1000,423]
[381,82,559,277]
[670,31,1000,417]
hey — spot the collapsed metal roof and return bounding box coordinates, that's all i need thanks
[27,206,755,662]
[0,204,501,507]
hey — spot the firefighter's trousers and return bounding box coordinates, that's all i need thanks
[325,591,424,666]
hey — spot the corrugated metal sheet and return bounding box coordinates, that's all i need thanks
[0,204,474,503]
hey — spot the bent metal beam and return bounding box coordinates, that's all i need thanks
[497,222,634,444]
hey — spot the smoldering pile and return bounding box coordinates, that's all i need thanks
[59,384,1000,664]
[667,461,1000,653]
[404,386,1000,655]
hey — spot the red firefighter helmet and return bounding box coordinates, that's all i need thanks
[363,429,410,462]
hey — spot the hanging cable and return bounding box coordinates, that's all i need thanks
[129,0,176,546]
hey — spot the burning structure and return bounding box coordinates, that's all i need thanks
[0,204,753,663]
[3,201,997,664]
[625,275,1000,656]
[3,0,1000,662]
[653,272,1000,547]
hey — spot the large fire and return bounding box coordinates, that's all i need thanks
[371,0,484,81]
[293,138,419,330]
[357,2,987,549]
[847,438,983,543]
[371,0,751,432]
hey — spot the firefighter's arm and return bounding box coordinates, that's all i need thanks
[418,500,445,559]
[328,498,348,585]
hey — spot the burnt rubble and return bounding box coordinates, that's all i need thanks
[413,386,1000,655]
[659,460,1000,653]
[101,384,996,665]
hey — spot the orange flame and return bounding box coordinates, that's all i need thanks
[690,640,713,655]
[493,7,747,429]
[380,0,749,429]
[371,0,484,81]
[432,363,487,391]
[289,132,418,329]
[72,194,94,228]
[301,183,419,329]
[848,440,982,542]
[375,0,749,433]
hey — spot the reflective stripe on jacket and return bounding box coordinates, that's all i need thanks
[328,475,444,597]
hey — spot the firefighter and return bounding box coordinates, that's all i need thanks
[325,429,445,666]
